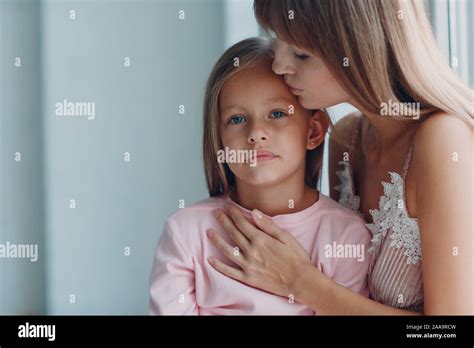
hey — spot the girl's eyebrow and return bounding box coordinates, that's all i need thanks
[264,96,296,106]
[221,97,295,114]
[220,105,245,114]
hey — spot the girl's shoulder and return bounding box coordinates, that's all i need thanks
[318,194,366,225]
[165,196,227,227]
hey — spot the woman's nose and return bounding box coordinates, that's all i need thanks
[272,57,296,76]
[272,43,296,76]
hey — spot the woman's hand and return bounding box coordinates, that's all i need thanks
[206,204,314,298]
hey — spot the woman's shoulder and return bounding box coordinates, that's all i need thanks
[413,112,472,162]
[415,111,472,141]
[328,110,363,201]
[410,112,472,207]
[331,110,363,145]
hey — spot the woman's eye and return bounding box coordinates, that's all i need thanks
[229,115,246,124]
[270,111,287,119]
[294,52,309,61]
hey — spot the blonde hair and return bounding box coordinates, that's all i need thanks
[203,37,324,197]
[254,0,473,125]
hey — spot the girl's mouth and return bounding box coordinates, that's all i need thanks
[256,150,278,162]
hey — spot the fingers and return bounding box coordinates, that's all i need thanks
[206,228,246,268]
[223,204,289,244]
[225,204,259,241]
[250,209,288,244]
[214,208,251,249]
[207,256,246,283]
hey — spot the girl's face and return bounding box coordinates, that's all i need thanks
[272,38,350,110]
[218,60,325,188]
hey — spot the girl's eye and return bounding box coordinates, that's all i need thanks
[229,115,246,124]
[294,52,309,61]
[270,111,287,119]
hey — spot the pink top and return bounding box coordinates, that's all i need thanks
[149,193,371,315]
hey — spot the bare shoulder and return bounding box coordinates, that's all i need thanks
[331,110,363,144]
[328,110,363,201]
[412,112,473,189]
[414,112,473,154]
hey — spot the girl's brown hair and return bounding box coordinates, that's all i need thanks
[254,0,473,124]
[203,37,324,197]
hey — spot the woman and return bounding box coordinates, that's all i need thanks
[205,0,473,315]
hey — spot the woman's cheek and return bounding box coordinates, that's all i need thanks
[296,95,314,110]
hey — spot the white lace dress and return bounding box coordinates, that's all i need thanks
[334,117,424,312]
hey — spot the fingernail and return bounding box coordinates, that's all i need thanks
[206,229,214,238]
[252,209,263,219]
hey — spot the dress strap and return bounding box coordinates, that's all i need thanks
[402,138,416,180]
[349,116,364,162]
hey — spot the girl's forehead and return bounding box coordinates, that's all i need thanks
[228,59,282,85]
[220,68,293,102]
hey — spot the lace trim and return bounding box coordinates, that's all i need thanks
[335,164,422,265]
[334,161,360,212]
[366,172,421,265]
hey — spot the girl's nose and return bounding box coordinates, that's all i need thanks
[247,127,268,144]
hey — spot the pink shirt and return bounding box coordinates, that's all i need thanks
[149,193,371,315]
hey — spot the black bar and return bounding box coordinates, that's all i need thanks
[0,315,472,346]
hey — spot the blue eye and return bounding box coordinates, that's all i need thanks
[271,111,287,119]
[229,115,246,124]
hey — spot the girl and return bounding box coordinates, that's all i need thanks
[206,0,473,315]
[149,37,371,315]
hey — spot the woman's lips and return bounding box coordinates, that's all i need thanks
[289,87,304,95]
[287,83,304,95]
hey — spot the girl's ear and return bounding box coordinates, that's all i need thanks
[307,110,329,150]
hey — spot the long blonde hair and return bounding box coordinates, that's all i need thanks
[203,37,324,197]
[254,0,473,125]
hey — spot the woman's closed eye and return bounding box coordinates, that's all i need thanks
[293,51,309,61]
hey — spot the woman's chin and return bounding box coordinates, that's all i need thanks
[297,95,316,110]
[298,95,330,111]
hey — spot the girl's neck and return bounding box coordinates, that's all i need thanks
[230,178,319,217]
